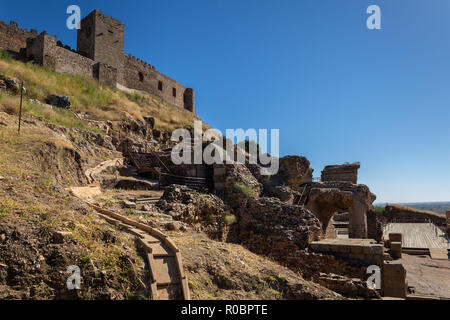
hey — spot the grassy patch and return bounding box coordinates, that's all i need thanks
[224,213,237,225]
[371,205,386,215]
[0,50,206,133]
[233,182,258,198]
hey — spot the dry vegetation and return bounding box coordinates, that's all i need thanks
[171,232,339,300]
[0,116,146,299]
[388,204,444,218]
[0,50,203,132]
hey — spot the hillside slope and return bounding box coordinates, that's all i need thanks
[0,51,202,133]
[0,54,338,300]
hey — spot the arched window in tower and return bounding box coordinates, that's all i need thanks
[158,81,163,91]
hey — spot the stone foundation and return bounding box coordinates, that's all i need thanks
[310,239,384,266]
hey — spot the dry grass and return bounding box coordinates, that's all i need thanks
[0,51,206,132]
[388,204,444,218]
[0,122,145,298]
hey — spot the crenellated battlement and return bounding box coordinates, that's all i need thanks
[0,20,38,36]
[0,19,40,53]
[126,54,156,70]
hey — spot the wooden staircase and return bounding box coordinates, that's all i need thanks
[70,188,190,300]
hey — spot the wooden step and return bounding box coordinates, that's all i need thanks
[153,256,179,284]
[156,284,182,300]
[429,248,449,260]
[142,234,163,244]
[150,242,173,255]
[78,196,189,300]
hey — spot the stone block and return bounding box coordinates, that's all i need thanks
[371,245,384,255]
[350,245,364,254]
[389,233,403,243]
[383,262,407,299]
[390,242,402,259]
[338,245,351,254]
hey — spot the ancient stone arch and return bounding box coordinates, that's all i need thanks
[305,182,376,239]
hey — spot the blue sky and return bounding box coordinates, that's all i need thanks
[2,0,449,203]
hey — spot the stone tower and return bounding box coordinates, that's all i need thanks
[77,10,124,82]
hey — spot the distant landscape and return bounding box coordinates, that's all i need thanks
[374,202,450,215]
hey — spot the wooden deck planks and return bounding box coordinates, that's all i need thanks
[383,223,450,249]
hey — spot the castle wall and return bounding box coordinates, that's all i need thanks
[77,10,124,83]
[1,10,196,113]
[0,20,37,54]
[93,62,117,87]
[26,33,95,78]
[122,55,194,112]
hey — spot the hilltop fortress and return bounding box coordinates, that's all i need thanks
[0,9,195,113]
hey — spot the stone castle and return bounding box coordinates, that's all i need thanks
[0,9,195,113]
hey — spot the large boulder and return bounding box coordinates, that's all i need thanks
[0,76,19,93]
[46,95,72,109]
[4,79,19,93]
[221,163,262,209]
[247,155,311,199]
[156,185,233,240]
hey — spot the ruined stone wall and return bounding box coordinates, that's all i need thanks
[321,164,360,184]
[26,33,94,77]
[122,55,194,112]
[0,20,37,54]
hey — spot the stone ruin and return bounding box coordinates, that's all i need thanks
[305,182,376,239]
[118,138,409,298]
[321,163,360,184]
[0,10,195,113]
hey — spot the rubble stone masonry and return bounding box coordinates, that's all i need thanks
[0,20,37,54]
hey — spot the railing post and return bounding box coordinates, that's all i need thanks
[17,80,24,134]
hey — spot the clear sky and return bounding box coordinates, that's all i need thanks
[2,0,449,203]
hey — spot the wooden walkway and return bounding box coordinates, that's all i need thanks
[70,158,190,300]
[383,223,450,249]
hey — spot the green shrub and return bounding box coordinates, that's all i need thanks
[233,182,258,198]
[0,51,12,61]
[371,205,386,215]
[224,213,237,225]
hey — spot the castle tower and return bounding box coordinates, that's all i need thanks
[77,10,124,82]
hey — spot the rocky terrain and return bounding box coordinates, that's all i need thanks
[0,52,357,300]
